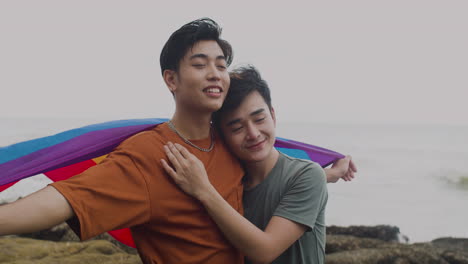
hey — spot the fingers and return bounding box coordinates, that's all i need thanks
[349,158,358,172]
[164,142,201,172]
[174,143,194,160]
[343,171,353,181]
[168,142,186,160]
[164,144,182,170]
[341,166,355,181]
[161,159,177,179]
[338,155,357,182]
[165,141,192,167]
[166,142,193,159]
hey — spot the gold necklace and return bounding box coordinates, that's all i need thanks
[167,120,215,152]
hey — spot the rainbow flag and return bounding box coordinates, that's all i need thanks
[0,118,344,247]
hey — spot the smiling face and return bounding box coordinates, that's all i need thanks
[220,91,277,163]
[165,40,230,114]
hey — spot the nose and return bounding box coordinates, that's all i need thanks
[246,123,260,140]
[207,64,221,81]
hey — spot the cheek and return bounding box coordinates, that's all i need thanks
[262,122,276,138]
[225,134,244,152]
[222,73,230,85]
[181,70,200,84]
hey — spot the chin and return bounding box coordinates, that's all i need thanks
[205,101,224,112]
[241,151,270,163]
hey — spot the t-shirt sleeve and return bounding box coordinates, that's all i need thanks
[51,142,151,240]
[273,163,328,231]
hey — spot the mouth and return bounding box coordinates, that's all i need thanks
[246,139,266,150]
[203,86,223,97]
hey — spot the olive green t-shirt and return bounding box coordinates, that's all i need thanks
[243,153,328,264]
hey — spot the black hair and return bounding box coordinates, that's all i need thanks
[160,18,233,75]
[213,65,272,128]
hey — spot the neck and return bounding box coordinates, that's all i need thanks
[244,149,280,189]
[170,109,212,140]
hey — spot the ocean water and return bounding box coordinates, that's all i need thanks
[1,118,468,242]
[277,122,468,242]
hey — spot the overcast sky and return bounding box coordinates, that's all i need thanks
[1,0,467,125]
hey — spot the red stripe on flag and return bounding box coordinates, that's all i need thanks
[44,159,97,182]
[0,180,18,192]
[108,228,136,248]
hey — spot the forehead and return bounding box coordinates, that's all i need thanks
[222,91,268,121]
[183,40,224,60]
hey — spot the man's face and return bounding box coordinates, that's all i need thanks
[221,91,277,163]
[170,40,230,113]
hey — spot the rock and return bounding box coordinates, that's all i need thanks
[432,237,468,254]
[325,232,468,264]
[432,237,468,263]
[19,222,138,255]
[326,243,450,264]
[327,225,405,242]
[439,250,468,264]
[10,223,468,264]
[326,234,387,254]
[19,222,72,241]
[0,236,142,264]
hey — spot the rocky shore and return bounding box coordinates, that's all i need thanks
[326,225,468,264]
[0,224,467,263]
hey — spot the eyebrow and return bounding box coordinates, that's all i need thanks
[226,108,266,127]
[189,53,226,61]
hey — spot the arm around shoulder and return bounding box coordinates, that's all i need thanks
[0,185,74,236]
[162,143,310,263]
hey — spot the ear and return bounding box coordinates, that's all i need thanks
[270,107,276,126]
[163,69,178,93]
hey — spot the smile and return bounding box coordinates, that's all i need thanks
[203,87,222,93]
[246,139,266,150]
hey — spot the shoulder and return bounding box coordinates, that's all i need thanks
[117,124,168,152]
[280,153,326,185]
[103,124,171,165]
[281,153,325,177]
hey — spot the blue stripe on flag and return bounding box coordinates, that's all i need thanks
[276,147,309,160]
[0,118,167,163]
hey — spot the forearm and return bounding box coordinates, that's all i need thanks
[0,186,74,236]
[198,186,281,263]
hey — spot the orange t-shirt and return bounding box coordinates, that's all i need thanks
[52,123,244,264]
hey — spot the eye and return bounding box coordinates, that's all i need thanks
[192,64,205,68]
[232,126,243,133]
[255,118,265,123]
[217,65,227,70]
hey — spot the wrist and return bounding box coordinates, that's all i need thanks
[197,185,218,205]
[326,168,339,183]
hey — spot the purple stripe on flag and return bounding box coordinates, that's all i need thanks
[274,138,344,167]
[0,124,158,185]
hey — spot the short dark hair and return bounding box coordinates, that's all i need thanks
[160,18,233,75]
[213,65,272,127]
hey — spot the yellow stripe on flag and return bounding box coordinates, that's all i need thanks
[92,155,108,164]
